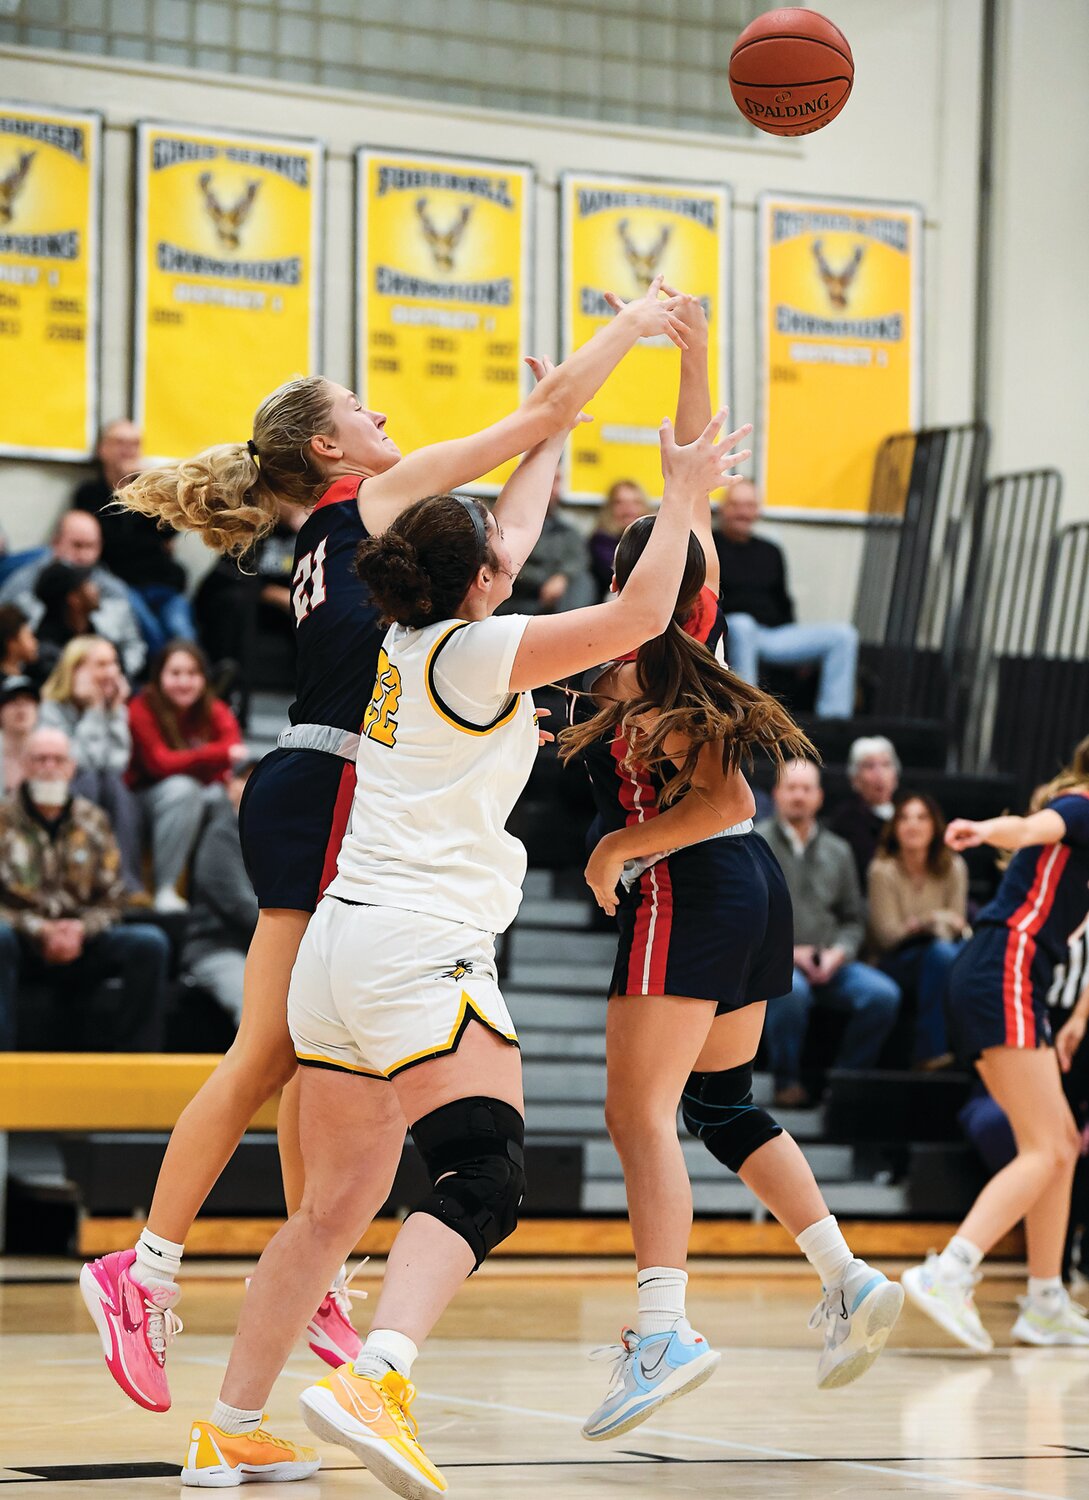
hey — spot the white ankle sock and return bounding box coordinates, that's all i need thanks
[795,1215,853,1288]
[134,1229,184,1287]
[353,1328,418,1381]
[210,1400,262,1435]
[1028,1275,1063,1303]
[636,1266,688,1336]
[937,1235,983,1280]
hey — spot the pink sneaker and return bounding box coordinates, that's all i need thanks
[80,1249,182,1412]
[306,1265,367,1369]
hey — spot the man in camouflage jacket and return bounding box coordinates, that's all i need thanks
[0,726,170,1049]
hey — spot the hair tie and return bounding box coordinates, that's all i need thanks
[454,494,487,558]
[246,438,259,461]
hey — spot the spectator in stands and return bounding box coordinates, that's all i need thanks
[587,479,651,599]
[830,735,902,882]
[714,480,858,718]
[72,418,196,649]
[0,726,169,1051]
[39,637,143,895]
[194,501,303,683]
[0,603,41,684]
[0,675,39,797]
[182,760,258,1026]
[757,759,901,1106]
[0,511,147,680]
[498,472,595,615]
[34,562,101,679]
[128,641,245,912]
[867,793,969,1068]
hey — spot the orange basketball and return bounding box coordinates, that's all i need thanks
[729,8,853,137]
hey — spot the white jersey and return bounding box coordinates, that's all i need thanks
[328,614,538,934]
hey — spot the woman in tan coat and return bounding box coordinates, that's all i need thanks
[867,792,969,1067]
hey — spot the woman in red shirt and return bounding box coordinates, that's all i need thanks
[128,641,245,911]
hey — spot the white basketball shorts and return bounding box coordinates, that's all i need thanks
[288,896,518,1080]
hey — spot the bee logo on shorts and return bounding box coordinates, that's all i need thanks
[442,959,474,981]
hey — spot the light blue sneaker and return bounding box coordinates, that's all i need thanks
[581,1323,721,1441]
[812,1257,905,1389]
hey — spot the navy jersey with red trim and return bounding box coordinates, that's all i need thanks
[975,794,1089,965]
[569,584,724,843]
[288,477,383,735]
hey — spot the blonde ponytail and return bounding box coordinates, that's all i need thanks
[1029,734,1089,812]
[115,375,338,557]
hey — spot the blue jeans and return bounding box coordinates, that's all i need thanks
[881,937,965,1064]
[725,614,859,718]
[129,584,196,653]
[763,961,901,1090]
[0,919,170,1051]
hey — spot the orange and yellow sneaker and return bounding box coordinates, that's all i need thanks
[180,1418,320,1487]
[299,1365,447,1498]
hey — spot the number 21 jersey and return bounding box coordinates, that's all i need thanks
[288,476,383,736]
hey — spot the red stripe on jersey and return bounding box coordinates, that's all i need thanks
[1001,842,1069,1046]
[312,475,362,513]
[318,759,357,898]
[610,733,657,831]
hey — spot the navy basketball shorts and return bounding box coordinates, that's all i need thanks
[610,831,794,1012]
[946,923,1055,1064]
[238,747,356,913]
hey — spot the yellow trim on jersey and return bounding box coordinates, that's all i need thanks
[385,989,518,1076]
[294,1050,384,1079]
[424,622,521,737]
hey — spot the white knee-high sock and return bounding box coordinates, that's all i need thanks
[636,1266,688,1336]
[796,1215,853,1288]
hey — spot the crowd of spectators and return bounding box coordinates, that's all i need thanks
[0,423,951,1074]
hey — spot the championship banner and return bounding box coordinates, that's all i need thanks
[758,193,923,516]
[357,149,533,492]
[135,123,323,462]
[561,172,730,501]
[0,102,100,460]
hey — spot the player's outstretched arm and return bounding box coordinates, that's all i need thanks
[492,356,590,572]
[507,410,751,695]
[359,276,689,532]
[945,809,1069,852]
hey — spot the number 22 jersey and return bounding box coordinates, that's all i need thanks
[328,614,539,935]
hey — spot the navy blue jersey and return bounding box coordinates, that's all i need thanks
[975,793,1089,965]
[288,476,383,735]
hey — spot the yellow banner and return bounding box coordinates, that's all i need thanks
[358,150,532,492]
[758,193,922,515]
[561,173,730,500]
[135,124,323,462]
[0,102,100,460]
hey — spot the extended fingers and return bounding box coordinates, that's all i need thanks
[643,272,665,299]
[603,290,626,313]
[664,314,689,350]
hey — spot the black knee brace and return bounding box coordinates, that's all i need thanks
[410,1096,526,1270]
[680,1062,782,1172]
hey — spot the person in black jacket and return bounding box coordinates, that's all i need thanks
[714,480,858,718]
[71,419,196,651]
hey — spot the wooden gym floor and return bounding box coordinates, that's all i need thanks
[2,1257,1088,1498]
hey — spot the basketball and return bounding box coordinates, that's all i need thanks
[729,8,854,137]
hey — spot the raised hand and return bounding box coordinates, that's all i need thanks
[605,273,690,350]
[525,356,591,429]
[945,818,985,851]
[659,408,752,498]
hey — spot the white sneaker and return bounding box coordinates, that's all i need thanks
[1012,1288,1089,1346]
[901,1254,993,1353]
[153,887,189,913]
[810,1258,904,1390]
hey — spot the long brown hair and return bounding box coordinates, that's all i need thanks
[117,376,338,557]
[144,640,217,748]
[1029,734,1089,811]
[559,516,815,806]
[354,494,496,628]
[879,791,951,876]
